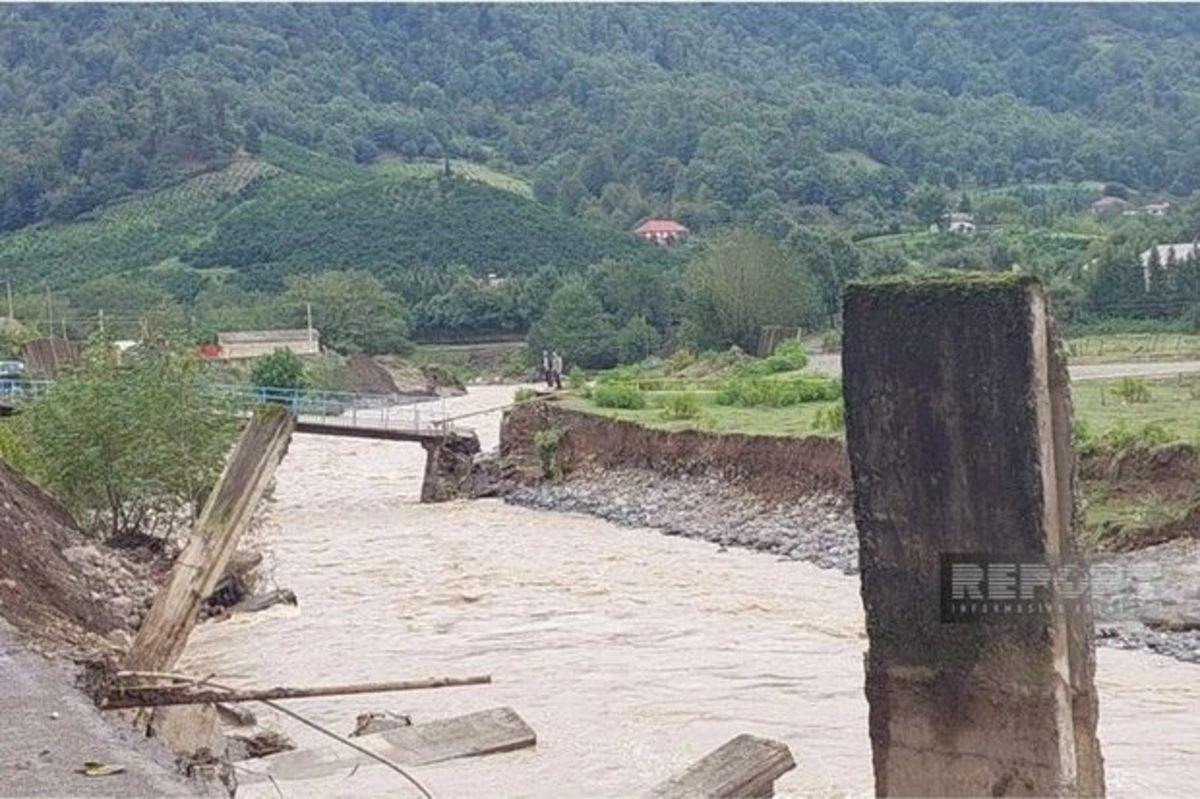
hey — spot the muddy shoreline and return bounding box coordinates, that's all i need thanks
[490,403,1200,666]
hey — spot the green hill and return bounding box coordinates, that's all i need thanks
[0,141,643,294]
[6,5,1200,240]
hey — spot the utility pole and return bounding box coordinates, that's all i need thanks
[306,302,314,348]
[5,278,12,320]
[99,309,105,334]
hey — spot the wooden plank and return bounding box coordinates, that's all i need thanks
[649,734,796,799]
[374,706,536,766]
[124,410,294,673]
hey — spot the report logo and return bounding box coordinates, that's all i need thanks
[939,554,1156,623]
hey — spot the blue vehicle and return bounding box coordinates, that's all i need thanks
[0,360,25,395]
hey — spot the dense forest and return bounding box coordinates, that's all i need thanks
[6,4,1200,234]
[5,4,1200,360]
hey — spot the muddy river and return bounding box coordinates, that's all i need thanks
[181,386,1199,798]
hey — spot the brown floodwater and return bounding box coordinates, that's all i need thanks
[180,386,1199,798]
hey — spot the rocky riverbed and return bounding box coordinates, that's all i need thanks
[502,467,1200,666]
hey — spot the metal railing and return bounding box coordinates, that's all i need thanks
[212,385,455,435]
[0,379,457,436]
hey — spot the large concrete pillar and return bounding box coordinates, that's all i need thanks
[842,275,1104,797]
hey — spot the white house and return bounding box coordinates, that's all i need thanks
[216,329,320,360]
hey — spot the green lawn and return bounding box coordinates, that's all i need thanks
[1073,376,1200,444]
[561,391,840,438]
[561,373,1200,447]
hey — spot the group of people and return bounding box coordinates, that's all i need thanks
[540,350,564,389]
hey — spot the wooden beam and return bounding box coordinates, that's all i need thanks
[103,675,492,710]
[649,734,796,799]
[124,409,294,673]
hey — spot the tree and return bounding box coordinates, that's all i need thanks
[250,348,306,391]
[20,334,239,539]
[526,279,618,369]
[615,315,660,364]
[908,184,950,228]
[681,229,821,352]
[282,270,410,354]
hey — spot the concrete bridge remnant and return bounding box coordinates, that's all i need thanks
[842,274,1104,796]
[420,431,482,503]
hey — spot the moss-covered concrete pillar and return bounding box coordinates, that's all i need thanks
[842,275,1104,797]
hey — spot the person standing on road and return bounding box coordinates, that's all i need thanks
[551,351,564,389]
[541,350,551,386]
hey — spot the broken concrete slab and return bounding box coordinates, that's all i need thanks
[235,707,535,785]
[375,706,536,766]
[649,734,796,799]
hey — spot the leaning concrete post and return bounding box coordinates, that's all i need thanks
[126,408,294,673]
[842,275,1104,797]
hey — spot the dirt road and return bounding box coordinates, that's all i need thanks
[808,354,1200,382]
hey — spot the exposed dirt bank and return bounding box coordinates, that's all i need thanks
[0,461,172,657]
[489,402,1200,665]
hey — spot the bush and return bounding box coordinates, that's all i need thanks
[1098,420,1174,450]
[766,340,808,371]
[1110,377,1151,404]
[22,337,240,539]
[567,366,587,390]
[667,348,697,373]
[715,377,842,407]
[659,393,702,420]
[513,387,538,403]
[0,421,31,474]
[250,348,307,391]
[591,383,647,409]
[813,404,845,432]
[533,428,563,479]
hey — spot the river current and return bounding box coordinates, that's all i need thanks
[180,386,1199,798]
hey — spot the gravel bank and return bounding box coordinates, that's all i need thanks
[502,468,1200,666]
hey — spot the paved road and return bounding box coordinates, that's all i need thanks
[808,354,1200,382]
[0,622,203,797]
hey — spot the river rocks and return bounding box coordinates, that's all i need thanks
[504,469,859,575]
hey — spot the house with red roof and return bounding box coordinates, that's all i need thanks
[633,218,689,245]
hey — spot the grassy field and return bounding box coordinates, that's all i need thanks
[373,156,533,198]
[563,364,1200,446]
[560,391,840,438]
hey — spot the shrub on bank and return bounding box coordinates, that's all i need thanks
[1110,376,1151,404]
[513,387,538,403]
[659,393,702,420]
[813,404,845,433]
[533,428,563,479]
[591,384,647,409]
[715,376,841,408]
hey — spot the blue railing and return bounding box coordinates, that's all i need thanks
[0,380,456,435]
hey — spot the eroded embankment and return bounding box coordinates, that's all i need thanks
[494,402,857,572]
[490,401,1200,664]
[0,460,169,657]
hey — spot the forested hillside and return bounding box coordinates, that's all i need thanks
[0,137,662,347]
[6,4,1200,235]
